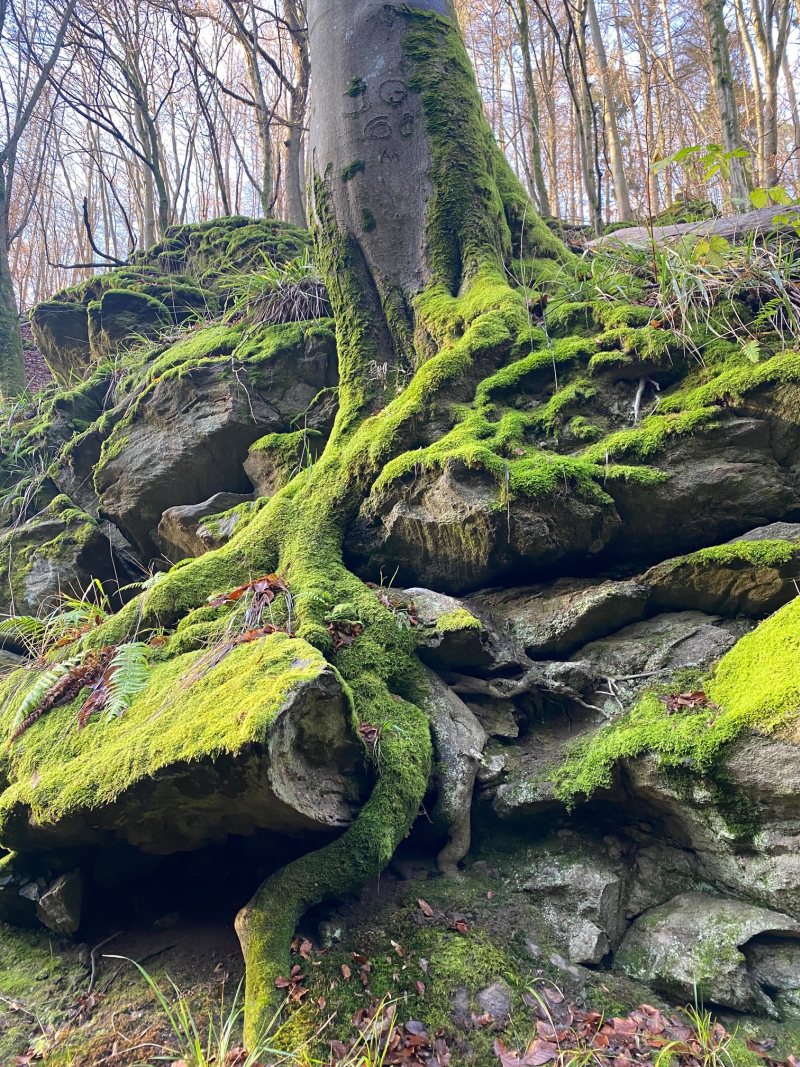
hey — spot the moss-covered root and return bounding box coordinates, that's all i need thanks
[235,698,431,1049]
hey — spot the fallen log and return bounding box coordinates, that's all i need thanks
[589,204,799,249]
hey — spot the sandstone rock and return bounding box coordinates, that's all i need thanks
[645,543,800,617]
[605,418,800,566]
[731,522,800,544]
[616,891,800,1013]
[348,460,618,595]
[244,428,328,497]
[471,578,649,659]
[30,301,91,384]
[88,288,171,358]
[517,837,630,965]
[746,939,800,1018]
[95,327,337,556]
[157,492,253,562]
[405,587,521,675]
[572,610,752,678]
[0,636,366,854]
[0,498,137,617]
[476,980,512,1020]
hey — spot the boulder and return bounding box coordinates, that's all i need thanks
[95,327,338,556]
[36,870,83,935]
[88,288,171,358]
[469,578,649,659]
[571,610,752,678]
[0,634,366,854]
[0,497,137,617]
[645,542,800,617]
[348,460,619,595]
[616,891,800,1013]
[604,418,800,566]
[244,428,327,497]
[746,938,800,1018]
[30,301,91,384]
[157,492,253,563]
[515,835,630,965]
[625,737,800,919]
[405,587,521,675]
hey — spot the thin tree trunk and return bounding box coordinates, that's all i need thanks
[585,0,632,220]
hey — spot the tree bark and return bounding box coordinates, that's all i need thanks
[703,0,750,206]
[585,0,632,221]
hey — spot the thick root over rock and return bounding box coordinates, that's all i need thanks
[235,697,431,1048]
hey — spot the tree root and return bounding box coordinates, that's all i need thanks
[423,668,488,875]
[235,696,431,1050]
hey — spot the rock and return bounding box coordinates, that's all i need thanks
[0,854,50,926]
[36,871,83,935]
[626,845,703,918]
[605,418,800,566]
[572,610,753,678]
[423,668,488,872]
[30,301,91,384]
[0,497,137,617]
[746,938,800,1018]
[95,326,337,556]
[476,980,512,1020]
[0,636,367,854]
[348,460,619,595]
[625,737,800,919]
[244,428,328,497]
[157,492,253,562]
[88,288,171,358]
[645,543,800,618]
[731,522,800,544]
[471,578,649,659]
[405,587,521,675]
[517,837,630,965]
[616,891,800,1013]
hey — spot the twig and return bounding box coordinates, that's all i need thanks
[88,931,123,994]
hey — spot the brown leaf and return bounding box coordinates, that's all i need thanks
[417,898,434,918]
[415,980,426,995]
[341,963,351,980]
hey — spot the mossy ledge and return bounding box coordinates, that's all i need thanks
[551,596,800,807]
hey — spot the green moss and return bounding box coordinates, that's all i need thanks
[552,597,800,806]
[341,160,365,182]
[676,539,796,569]
[346,77,367,97]
[435,608,482,633]
[0,633,326,831]
[361,208,376,233]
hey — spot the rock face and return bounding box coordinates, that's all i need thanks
[94,327,337,557]
[617,892,800,1013]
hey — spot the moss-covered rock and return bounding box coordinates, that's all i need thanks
[0,633,366,854]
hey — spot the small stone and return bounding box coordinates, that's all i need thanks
[477,979,512,1020]
[36,871,83,936]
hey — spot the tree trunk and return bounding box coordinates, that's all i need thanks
[514,0,552,216]
[283,0,310,226]
[585,0,633,221]
[703,0,750,206]
[0,175,26,398]
[228,0,567,1047]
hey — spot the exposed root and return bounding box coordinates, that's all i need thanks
[423,668,487,875]
[235,696,431,1048]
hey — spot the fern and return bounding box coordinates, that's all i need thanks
[104,642,151,720]
[0,615,48,644]
[10,655,84,732]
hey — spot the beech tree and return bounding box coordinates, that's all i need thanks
[224,0,567,1044]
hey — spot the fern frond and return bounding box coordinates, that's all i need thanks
[9,655,84,732]
[104,642,151,720]
[0,615,47,642]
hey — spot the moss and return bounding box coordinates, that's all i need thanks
[0,633,326,831]
[551,597,800,806]
[435,608,482,633]
[346,77,367,97]
[675,539,797,569]
[341,160,365,183]
[361,207,376,233]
